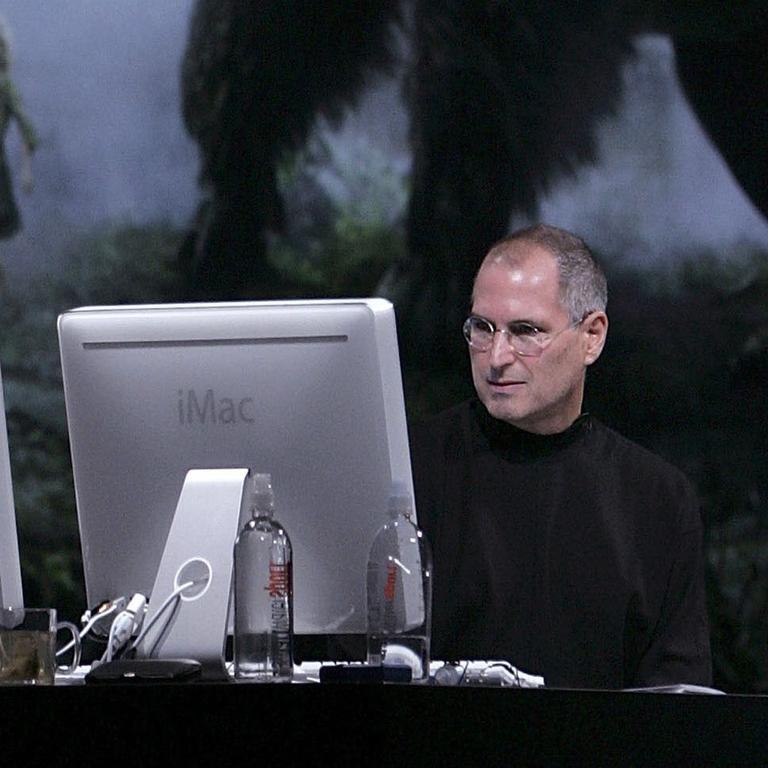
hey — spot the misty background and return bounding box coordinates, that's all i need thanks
[2,1,767,285]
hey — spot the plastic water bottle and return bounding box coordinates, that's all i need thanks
[233,473,293,682]
[366,482,433,683]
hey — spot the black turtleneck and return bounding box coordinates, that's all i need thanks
[475,400,593,459]
[409,399,711,689]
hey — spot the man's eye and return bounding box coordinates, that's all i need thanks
[472,318,494,333]
[509,323,540,337]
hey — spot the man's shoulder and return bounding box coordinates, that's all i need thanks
[587,419,699,514]
[588,419,685,474]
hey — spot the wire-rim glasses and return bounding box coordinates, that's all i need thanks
[462,315,585,357]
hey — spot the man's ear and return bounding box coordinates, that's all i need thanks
[583,312,608,366]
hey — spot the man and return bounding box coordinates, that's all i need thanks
[410,223,712,689]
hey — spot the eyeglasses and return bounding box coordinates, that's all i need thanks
[462,315,584,357]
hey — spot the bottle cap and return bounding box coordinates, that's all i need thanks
[249,472,274,514]
[387,480,412,520]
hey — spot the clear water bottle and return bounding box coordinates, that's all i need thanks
[366,482,433,683]
[233,473,293,682]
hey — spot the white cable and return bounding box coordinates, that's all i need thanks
[103,619,120,663]
[83,596,128,638]
[102,593,147,662]
[56,600,121,658]
[128,580,195,654]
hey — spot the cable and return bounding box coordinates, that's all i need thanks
[433,661,469,686]
[127,580,195,654]
[103,618,120,663]
[83,597,128,638]
[485,661,521,686]
[56,599,123,659]
[102,593,148,663]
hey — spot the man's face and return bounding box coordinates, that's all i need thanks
[469,245,598,434]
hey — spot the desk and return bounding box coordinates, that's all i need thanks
[1,684,766,766]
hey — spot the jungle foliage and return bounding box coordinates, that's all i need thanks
[1,206,766,692]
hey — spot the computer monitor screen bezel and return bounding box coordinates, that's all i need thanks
[0,363,24,627]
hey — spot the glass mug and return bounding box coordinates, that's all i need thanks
[0,608,81,685]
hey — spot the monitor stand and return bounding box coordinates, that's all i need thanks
[135,468,249,680]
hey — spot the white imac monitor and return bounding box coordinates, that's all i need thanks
[0,362,24,628]
[57,299,414,643]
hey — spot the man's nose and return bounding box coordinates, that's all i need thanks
[488,330,516,367]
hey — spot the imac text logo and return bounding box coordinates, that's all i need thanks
[177,389,255,425]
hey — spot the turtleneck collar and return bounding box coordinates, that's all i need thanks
[470,398,592,461]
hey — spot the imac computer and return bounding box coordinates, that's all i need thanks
[57,299,414,651]
[0,362,24,628]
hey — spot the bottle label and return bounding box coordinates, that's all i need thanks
[382,561,397,630]
[383,561,397,602]
[267,562,290,598]
[267,561,291,668]
[266,562,290,632]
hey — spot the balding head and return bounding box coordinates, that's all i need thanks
[478,224,607,324]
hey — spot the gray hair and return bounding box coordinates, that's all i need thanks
[483,223,607,323]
